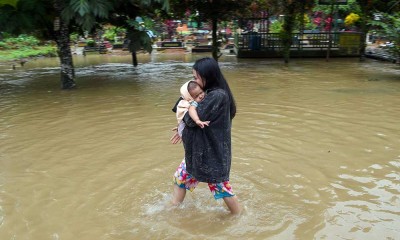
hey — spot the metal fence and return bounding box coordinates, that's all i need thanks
[236,32,343,51]
[234,32,362,58]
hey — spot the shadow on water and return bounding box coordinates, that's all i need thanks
[0,53,399,239]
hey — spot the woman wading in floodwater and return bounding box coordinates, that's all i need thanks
[170,57,242,214]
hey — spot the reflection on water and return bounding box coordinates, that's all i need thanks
[0,53,399,239]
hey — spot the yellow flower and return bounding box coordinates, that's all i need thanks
[345,13,360,26]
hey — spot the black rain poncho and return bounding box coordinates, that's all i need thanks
[182,88,232,183]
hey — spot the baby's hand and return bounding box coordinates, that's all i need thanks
[196,120,210,128]
[170,127,181,144]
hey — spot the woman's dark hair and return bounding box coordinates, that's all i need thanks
[193,57,236,119]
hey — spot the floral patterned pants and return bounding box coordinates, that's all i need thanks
[173,159,235,199]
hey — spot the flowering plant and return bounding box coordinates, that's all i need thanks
[344,13,360,27]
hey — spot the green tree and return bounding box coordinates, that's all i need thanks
[169,0,253,61]
[102,1,168,67]
[369,12,400,63]
[0,0,169,89]
[0,0,113,89]
[277,0,314,63]
[357,0,400,60]
[314,0,399,60]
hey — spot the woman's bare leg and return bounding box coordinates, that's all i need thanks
[171,184,186,205]
[223,195,242,215]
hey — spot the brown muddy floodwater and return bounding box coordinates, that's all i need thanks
[0,52,399,240]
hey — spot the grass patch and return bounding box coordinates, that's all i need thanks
[0,46,58,61]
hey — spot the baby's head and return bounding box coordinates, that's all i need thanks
[188,81,205,102]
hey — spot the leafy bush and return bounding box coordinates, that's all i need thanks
[103,26,126,42]
[369,12,400,61]
[0,41,8,49]
[0,34,42,50]
[0,46,57,61]
[0,34,57,61]
[86,39,95,47]
[270,21,283,33]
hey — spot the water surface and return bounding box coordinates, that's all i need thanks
[0,53,399,239]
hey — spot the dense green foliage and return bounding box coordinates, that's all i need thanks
[0,0,399,63]
[369,12,400,60]
[0,46,56,61]
[0,35,56,60]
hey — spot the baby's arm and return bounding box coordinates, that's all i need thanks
[189,102,210,128]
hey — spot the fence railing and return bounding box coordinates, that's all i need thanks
[235,32,352,51]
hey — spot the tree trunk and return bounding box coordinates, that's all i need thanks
[211,17,220,61]
[359,0,371,61]
[132,51,138,67]
[326,2,335,61]
[282,4,296,64]
[54,0,76,89]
